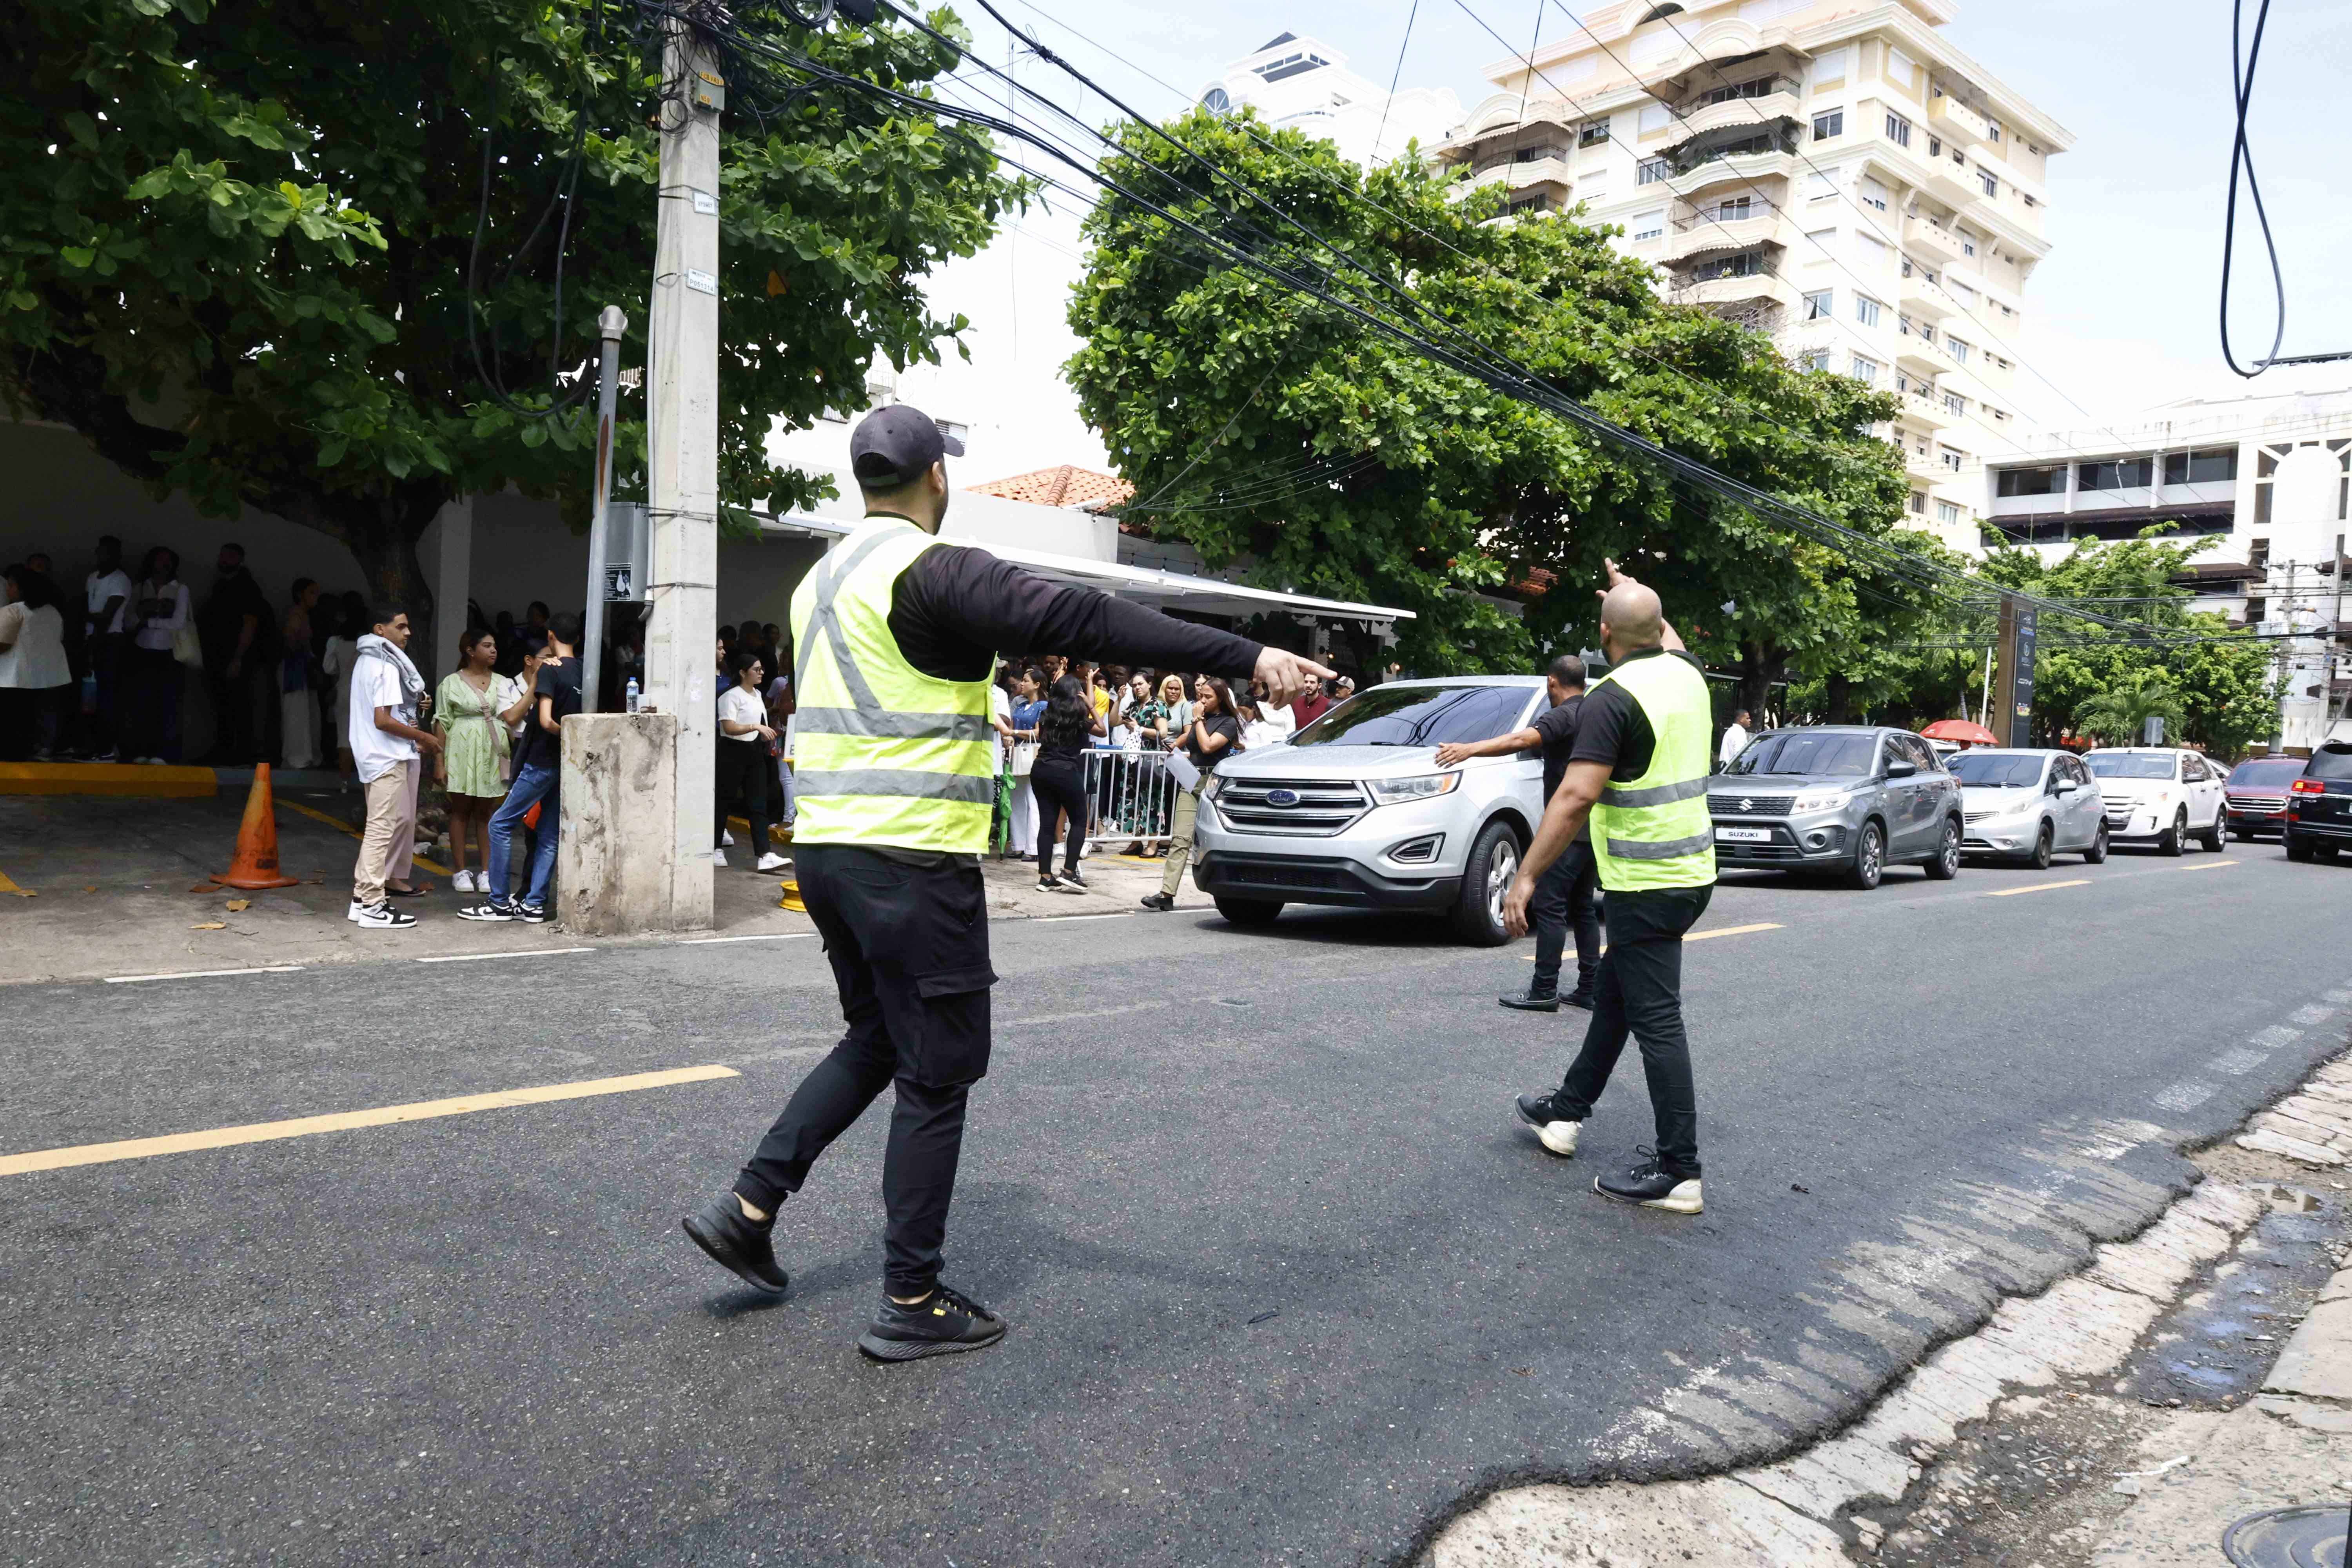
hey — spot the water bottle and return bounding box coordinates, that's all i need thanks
[624,676,641,714]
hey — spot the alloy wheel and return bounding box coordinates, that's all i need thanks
[1485,838,1519,932]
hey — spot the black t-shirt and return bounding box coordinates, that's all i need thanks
[1532,692,1591,845]
[197,569,278,665]
[1184,712,1241,772]
[514,655,582,772]
[1569,647,1708,782]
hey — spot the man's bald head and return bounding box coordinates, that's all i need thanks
[1600,579,1665,653]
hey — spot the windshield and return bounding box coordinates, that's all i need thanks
[1292,684,1533,749]
[2085,752,2176,780]
[1725,731,1879,778]
[2307,746,2352,781]
[1947,752,2045,788]
[2229,759,2307,787]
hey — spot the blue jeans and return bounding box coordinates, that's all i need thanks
[488,760,559,908]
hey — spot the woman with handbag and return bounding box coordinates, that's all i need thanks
[1006,666,1045,859]
[1140,675,1239,913]
[433,628,511,895]
[714,648,789,873]
[118,546,194,764]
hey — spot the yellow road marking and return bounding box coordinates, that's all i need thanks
[1984,878,2092,897]
[2176,859,2239,871]
[0,1064,739,1178]
[279,798,452,876]
[1526,921,1782,956]
[0,869,32,897]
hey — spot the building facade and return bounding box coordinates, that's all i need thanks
[1429,0,2071,554]
[1200,33,1461,171]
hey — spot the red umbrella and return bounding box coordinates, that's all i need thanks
[1920,718,1998,745]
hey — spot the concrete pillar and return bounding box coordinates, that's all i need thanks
[559,712,682,934]
[430,494,473,681]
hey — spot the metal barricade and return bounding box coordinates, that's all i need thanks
[1078,748,1180,851]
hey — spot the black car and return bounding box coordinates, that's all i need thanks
[2223,756,2307,840]
[2283,742,2352,862]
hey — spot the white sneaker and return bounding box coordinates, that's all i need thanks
[448,869,472,894]
[755,852,791,872]
[711,848,730,864]
[346,899,364,924]
[352,902,417,929]
[721,829,736,847]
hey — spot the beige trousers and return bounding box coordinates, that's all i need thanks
[353,759,418,907]
[1160,786,1201,897]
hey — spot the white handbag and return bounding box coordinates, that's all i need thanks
[1010,742,1039,778]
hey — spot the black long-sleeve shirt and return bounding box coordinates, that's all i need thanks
[885,539,1263,684]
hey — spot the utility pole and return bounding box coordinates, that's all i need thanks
[1991,593,2036,746]
[580,305,627,716]
[643,15,723,927]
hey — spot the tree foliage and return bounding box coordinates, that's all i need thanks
[2,0,1014,658]
[1063,109,1912,682]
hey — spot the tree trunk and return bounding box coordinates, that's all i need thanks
[1739,641,1781,727]
[1825,672,1853,725]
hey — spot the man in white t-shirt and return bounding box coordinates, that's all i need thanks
[346,606,439,928]
[83,536,131,758]
[1717,710,1751,773]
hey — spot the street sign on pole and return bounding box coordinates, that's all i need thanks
[580,305,627,716]
[1992,593,2038,746]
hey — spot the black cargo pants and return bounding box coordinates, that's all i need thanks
[734,843,996,1298]
[1550,883,1712,1177]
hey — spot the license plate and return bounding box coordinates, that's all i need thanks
[1714,826,1772,843]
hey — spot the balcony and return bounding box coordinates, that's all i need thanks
[1898,267,1956,320]
[1900,389,1960,430]
[1660,88,1804,151]
[1929,94,1993,151]
[1922,155,1983,213]
[1902,444,1944,484]
[1895,334,1952,380]
[1670,254,1800,317]
[1668,123,1801,181]
[1904,214,1972,269]
[1663,199,1788,264]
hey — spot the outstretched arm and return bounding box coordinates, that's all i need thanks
[1434,725,1542,769]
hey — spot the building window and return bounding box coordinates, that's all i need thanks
[1800,348,1832,371]
[1690,249,1767,281]
[1508,193,1555,216]
[2078,459,2154,491]
[1910,491,1928,515]
[1715,196,1753,221]
[1977,169,1998,199]
[1996,465,2065,497]
[1849,354,1880,384]
[1945,336,1971,365]
[1631,209,1666,241]
[1803,289,1834,320]
[1855,294,1883,327]
[1580,119,1613,147]
[1813,110,1845,141]
[2162,447,2239,485]
[1986,118,2003,143]
[2021,193,2038,208]
[1928,135,1943,158]
[1936,500,1963,524]
[1941,446,1965,471]
[1944,392,1966,416]
[1699,77,1778,106]
[1807,171,1838,201]
[1637,156,1671,185]
[1857,176,1889,212]
[1885,111,1912,147]
[1959,231,1978,258]
[1513,144,1568,163]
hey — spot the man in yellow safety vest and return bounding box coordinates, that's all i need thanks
[1501,561,1718,1215]
[682,404,1333,1361]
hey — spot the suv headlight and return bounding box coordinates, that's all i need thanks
[1791,787,1858,814]
[1365,772,1461,806]
[1201,773,1226,801]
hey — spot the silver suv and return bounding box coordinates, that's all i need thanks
[1191,677,1547,944]
[1709,726,1963,889]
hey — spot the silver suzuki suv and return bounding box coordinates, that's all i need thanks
[1708,725,1964,889]
[1190,676,1547,944]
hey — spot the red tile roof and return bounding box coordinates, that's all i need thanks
[967,465,1136,510]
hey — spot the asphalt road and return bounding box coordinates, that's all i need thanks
[4,842,2350,1566]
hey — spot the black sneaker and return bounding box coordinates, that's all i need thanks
[1036,874,1064,893]
[1060,867,1088,889]
[1499,984,1560,1013]
[1511,1092,1582,1157]
[1594,1147,1704,1214]
[515,903,549,924]
[680,1193,790,1294]
[456,900,516,923]
[1140,893,1175,912]
[856,1282,1007,1362]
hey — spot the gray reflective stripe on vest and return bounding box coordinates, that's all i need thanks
[1603,829,1716,860]
[1601,776,1711,808]
[793,768,996,806]
[794,527,906,708]
[794,704,991,743]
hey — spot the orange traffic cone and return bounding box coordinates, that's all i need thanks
[211,764,301,891]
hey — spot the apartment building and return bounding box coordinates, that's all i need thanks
[1428,0,2071,554]
[1199,33,1461,171]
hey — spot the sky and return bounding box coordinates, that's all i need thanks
[850,0,2352,485]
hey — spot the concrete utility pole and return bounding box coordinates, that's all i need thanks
[643,16,723,927]
[580,305,628,716]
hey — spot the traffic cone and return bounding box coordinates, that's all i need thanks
[210,764,301,891]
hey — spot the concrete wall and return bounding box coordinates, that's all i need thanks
[559,711,686,934]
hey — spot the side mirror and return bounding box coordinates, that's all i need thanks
[2056,780,2080,795]
[1886,759,1918,778]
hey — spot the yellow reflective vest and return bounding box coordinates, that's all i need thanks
[788,517,996,853]
[1588,648,1718,893]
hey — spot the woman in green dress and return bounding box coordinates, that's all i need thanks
[433,628,511,896]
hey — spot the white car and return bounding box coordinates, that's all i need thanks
[1949,747,2109,866]
[2082,747,2228,855]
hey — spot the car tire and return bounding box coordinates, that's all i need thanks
[2197,809,2225,852]
[2319,842,2344,862]
[2025,821,2053,870]
[2083,822,2109,864]
[2159,808,2186,857]
[2285,831,2314,863]
[1214,896,1284,928]
[1924,816,1962,880]
[2230,822,2253,843]
[1846,818,1886,890]
[1450,818,1520,947]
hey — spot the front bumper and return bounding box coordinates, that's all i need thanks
[1192,852,1463,910]
[1961,815,2047,855]
[2226,805,2286,836]
[1707,817,1852,867]
[1191,792,1470,909]
[2101,805,2180,842]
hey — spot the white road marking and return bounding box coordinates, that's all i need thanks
[2153,1081,2219,1113]
[677,933,813,946]
[2206,1048,2267,1076]
[2289,1005,2337,1028]
[1031,912,1136,923]
[103,965,305,985]
[416,947,595,964]
[2252,1025,2305,1050]
[2326,989,2352,1004]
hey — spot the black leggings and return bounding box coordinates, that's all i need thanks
[1029,756,1088,876]
[714,739,771,856]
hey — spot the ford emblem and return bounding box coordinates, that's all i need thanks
[1266,788,1301,808]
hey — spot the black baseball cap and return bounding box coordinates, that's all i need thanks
[849,403,964,487]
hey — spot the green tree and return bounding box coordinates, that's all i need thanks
[2,0,1014,661]
[2075,668,2186,745]
[1063,109,1912,684]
